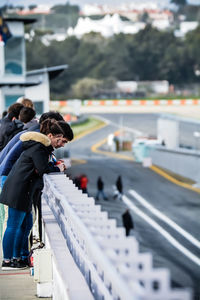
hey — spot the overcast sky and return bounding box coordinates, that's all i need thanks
[4,0,200,8]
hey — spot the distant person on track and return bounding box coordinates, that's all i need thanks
[96,176,108,201]
[114,175,123,200]
[74,175,81,189]
[80,174,88,194]
[122,209,134,236]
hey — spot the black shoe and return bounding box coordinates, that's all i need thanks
[1,260,15,271]
[21,257,30,267]
[12,259,29,270]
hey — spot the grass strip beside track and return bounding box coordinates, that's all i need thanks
[71,117,106,140]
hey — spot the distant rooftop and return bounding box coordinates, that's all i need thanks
[5,17,36,24]
[27,65,68,80]
[0,81,41,87]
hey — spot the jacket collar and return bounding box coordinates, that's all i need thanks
[20,131,51,147]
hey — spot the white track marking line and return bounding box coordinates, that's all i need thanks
[94,115,143,136]
[123,195,200,266]
[129,189,200,249]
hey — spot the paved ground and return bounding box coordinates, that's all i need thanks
[0,244,38,300]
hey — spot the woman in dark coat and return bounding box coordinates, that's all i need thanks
[0,119,65,270]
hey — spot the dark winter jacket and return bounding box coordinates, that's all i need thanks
[0,131,59,212]
[0,124,40,176]
[0,117,24,151]
[0,132,23,165]
[0,141,23,176]
[0,123,39,164]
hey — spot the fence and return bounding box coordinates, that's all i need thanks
[50,99,200,110]
[42,173,192,300]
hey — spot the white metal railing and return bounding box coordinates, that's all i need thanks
[42,173,192,300]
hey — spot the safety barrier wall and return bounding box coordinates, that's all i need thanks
[42,173,192,300]
[50,99,200,108]
[147,145,200,184]
[83,99,200,107]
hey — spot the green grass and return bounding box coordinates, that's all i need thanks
[71,117,105,138]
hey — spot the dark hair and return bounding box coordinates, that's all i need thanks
[19,107,36,123]
[2,110,7,118]
[57,121,74,141]
[8,103,24,120]
[40,118,64,136]
[39,111,64,124]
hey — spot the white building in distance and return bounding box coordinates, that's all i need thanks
[67,14,146,38]
[174,21,199,37]
[82,2,159,16]
[17,5,51,16]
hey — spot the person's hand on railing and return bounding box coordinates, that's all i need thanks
[56,161,66,172]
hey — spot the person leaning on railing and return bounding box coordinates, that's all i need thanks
[0,119,67,271]
[0,103,24,151]
[31,120,74,245]
[0,111,68,248]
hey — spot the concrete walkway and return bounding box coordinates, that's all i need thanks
[0,242,39,300]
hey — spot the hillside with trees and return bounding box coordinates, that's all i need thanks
[2,2,200,99]
[25,24,200,99]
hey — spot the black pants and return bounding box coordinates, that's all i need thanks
[125,227,131,236]
[32,190,42,243]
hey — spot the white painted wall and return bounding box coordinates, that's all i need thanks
[148,145,200,184]
[7,21,24,37]
[157,116,179,149]
[25,72,50,113]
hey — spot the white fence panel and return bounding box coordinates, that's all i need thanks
[42,174,192,300]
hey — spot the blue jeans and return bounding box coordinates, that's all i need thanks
[96,190,107,200]
[3,207,33,260]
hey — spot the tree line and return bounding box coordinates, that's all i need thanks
[26,24,200,99]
